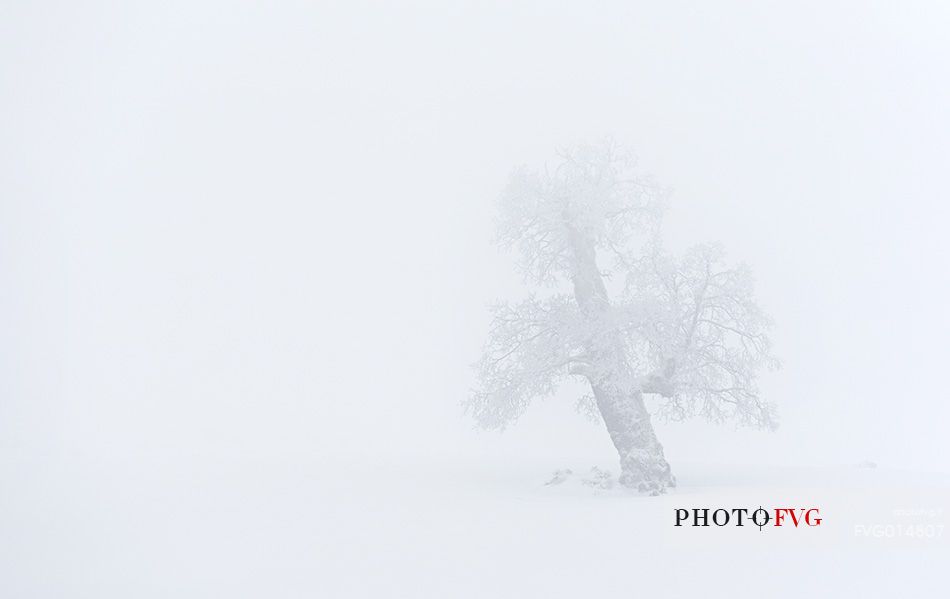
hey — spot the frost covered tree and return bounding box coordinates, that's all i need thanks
[469,141,778,494]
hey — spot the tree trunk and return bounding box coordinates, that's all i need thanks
[568,230,675,493]
[591,380,675,494]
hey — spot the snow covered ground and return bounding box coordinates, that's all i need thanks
[2,452,947,597]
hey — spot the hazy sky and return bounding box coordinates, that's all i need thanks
[3,1,949,471]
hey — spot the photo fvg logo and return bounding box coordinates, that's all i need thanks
[674,507,822,531]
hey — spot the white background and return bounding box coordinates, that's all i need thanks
[3,1,949,596]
